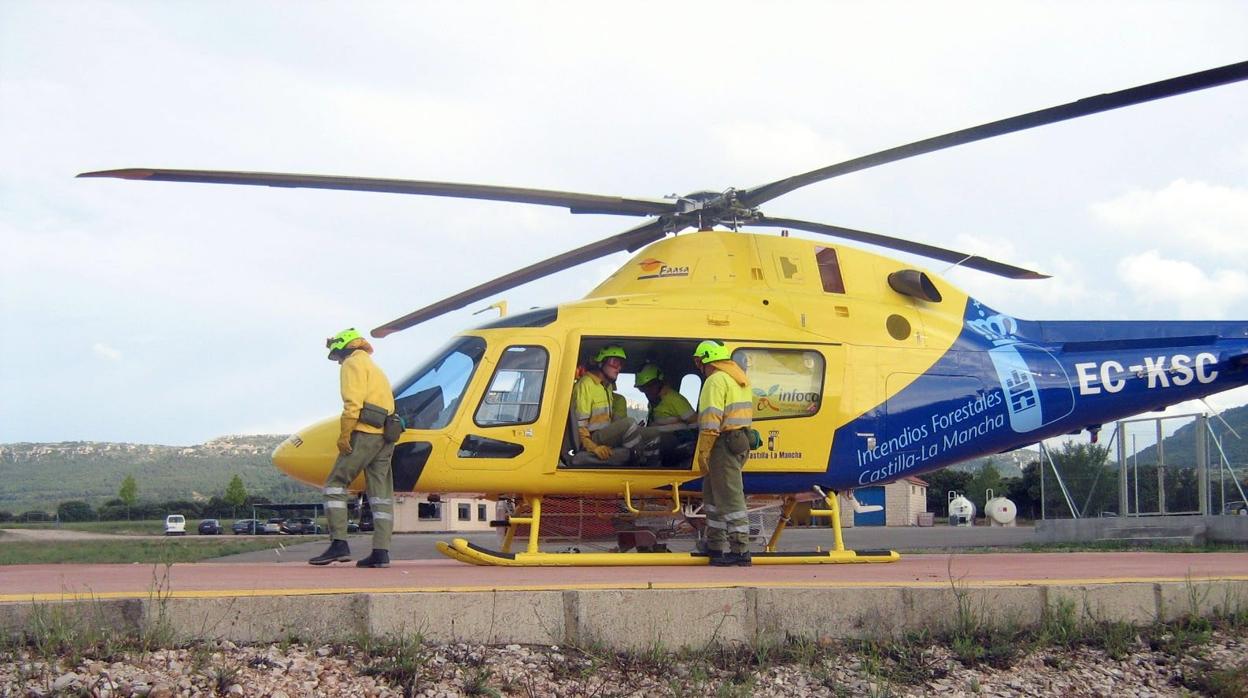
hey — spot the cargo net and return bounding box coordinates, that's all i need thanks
[507,496,785,553]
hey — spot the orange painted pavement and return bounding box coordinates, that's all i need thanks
[2,552,1247,601]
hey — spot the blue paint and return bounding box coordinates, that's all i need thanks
[854,486,886,526]
[742,297,1248,494]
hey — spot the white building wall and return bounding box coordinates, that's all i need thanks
[393,494,493,533]
[884,480,928,526]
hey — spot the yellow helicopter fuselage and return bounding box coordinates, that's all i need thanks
[274,230,969,496]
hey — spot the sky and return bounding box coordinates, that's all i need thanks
[1,2,1247,446]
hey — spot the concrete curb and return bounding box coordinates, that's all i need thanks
[4,580,1246,649]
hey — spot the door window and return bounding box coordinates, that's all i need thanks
[475,345,549,426]
[393,336,487,430]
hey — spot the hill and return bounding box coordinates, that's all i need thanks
[0,435,310,512]
[949,448,1036,478]
[1131,403,1248,468]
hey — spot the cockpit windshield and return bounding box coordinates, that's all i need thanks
[392,336,487,430]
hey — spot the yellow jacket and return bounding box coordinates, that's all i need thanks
[650,386,696,429]
[339,345,394,442]
[573,372,615,435]
[697,360,752,434]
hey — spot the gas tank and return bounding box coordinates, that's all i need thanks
[948,491,976,527]
[984,488,1017,527]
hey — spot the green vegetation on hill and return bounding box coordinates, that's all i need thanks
[0,435,314,512]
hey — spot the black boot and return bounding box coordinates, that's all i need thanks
[708,550,734,567]
[356,549,390,568]
[309,539,351,566]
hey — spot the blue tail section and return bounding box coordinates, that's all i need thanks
[743,299,1248,494]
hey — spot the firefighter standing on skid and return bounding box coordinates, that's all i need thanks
[692,340,754,567]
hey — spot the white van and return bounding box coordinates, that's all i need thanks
[164,514,186,536]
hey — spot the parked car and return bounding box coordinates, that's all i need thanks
[280,517,323,535]
[262,517,285,535]
[164,514,186,536]
[197,518,223,535]
[347,520,360,533]
[232,519,261,535]
[1227,501,1247,516]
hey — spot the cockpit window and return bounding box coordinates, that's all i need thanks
[393,336,487,430]
[475,346,548,426]
[814,246,845,293]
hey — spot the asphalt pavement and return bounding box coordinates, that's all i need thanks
[209,524,1037,563]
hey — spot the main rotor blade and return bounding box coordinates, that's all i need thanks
[371,219,672,337]
[77,169,678,217]
[744,216,1049,280]
[738,61,1248,209]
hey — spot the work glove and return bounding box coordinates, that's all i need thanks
[591,443,613,460]
[694,431,718,473]
[338,416,358,455]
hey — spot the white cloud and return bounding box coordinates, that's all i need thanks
[1116,250,1248,318]
[92,343,122,361]
[1091,179,1248,256]
[711,120,852,183]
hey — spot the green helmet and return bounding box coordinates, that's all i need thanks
[693,339,731,363]
[326,328,363,359]
[635,363,664,388]
[595,345,627,364]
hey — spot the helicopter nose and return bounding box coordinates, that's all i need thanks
[271,417,340,488]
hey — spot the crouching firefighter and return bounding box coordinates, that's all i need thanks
[692,340,755,567]
[310,328,401,568]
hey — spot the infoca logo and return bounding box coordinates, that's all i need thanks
[637,258,690,280]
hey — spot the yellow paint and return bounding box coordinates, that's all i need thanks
[6,574,1247,603]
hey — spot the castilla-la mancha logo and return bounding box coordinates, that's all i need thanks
[637,258,690,280]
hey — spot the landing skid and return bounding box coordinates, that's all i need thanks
[437,538,898,566]
[436,488,900,567]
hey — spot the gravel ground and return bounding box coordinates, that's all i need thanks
[3,631,1245,697]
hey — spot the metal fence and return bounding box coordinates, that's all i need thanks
[1037,413,1248,519]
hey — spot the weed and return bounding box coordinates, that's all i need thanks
[464,667,501,698]
[714,675,755,697]
[358,635,430,698]
[1037,598,1081,649]
[1177,659,1248,698]
[202,656,243,696]
[879,634,948,684]
[1092,620,1138,660]
[1149,615,1212,657]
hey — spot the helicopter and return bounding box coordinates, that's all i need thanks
[81,61,1248,566]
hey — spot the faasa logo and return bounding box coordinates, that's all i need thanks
[637,258,690,280]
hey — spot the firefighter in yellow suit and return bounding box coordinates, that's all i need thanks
[310,328,396,568]
[572,345,653,460]
[692,340,754,567]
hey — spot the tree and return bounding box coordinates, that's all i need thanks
[923,468,973,517]
[57,500,95,522]
[966,460,1004,512]
[224,474,248,518]
[119,474,138,520]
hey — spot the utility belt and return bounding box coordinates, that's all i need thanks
[359,402,405,443]
[720,426,763,451]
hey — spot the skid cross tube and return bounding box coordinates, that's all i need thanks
[622,481,682,515]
